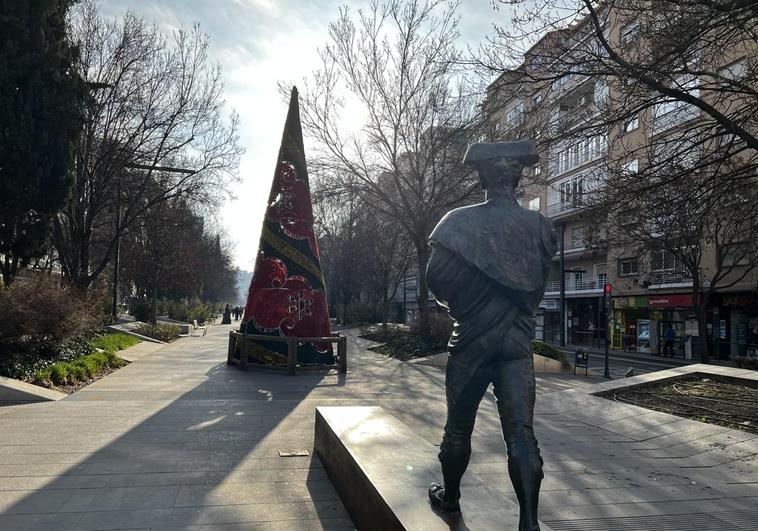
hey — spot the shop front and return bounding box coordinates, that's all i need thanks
[566,297,602,347]
[717,291,758,358]
[647,293,701,358]
[611,296,648,350]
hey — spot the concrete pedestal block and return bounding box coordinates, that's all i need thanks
[315,406,551,530]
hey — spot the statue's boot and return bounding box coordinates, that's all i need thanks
[507,439,544,531]
[431,430,472,515]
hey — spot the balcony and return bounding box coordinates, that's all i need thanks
[544,276,607,296]
[647,272,693,289]
[547,200,584,219]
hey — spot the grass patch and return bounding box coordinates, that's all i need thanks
[134,323,181,342]
[90,332,139,353]
[32,350,126,390]
[28,332,138,392]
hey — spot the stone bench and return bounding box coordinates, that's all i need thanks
[314,406,552,530]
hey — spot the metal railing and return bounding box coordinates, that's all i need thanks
[545,276,607,293]
[546,201,585,218]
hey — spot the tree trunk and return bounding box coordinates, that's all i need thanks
[415,242,431,338]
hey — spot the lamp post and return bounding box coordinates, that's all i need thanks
[559,223,566,346]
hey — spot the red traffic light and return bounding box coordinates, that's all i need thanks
[604,283,613,294]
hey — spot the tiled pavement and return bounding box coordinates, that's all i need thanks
[0,324,756,530]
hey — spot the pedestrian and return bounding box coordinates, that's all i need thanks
[222,304,232,325]
[664,324,675,357]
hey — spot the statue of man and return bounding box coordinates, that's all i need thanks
[426,140,556,531]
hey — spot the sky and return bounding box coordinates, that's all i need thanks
[99,0,502,271]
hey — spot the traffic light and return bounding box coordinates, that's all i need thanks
[603,282,613,308]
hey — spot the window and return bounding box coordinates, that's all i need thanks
[532,92,543,107]
[718,59,747,81]
[528,197,541,211]
[570,226,584,248]
[721,243,750,266]
[618,258,638,276]
[597,272,608,288]
[594,80,609,107]
[621,20,640,44]
[622,159,639,174]
[573,272,584,290]
[651,249,676,272]
[553,135,607,176]
[505,101,524,128]
[534,165,541,176]
[618,209,638,226]
[622,116,639,133]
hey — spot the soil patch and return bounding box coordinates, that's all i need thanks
[359,325,446,360]
[596,373,758,434]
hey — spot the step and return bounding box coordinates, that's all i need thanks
[315,406,552,530]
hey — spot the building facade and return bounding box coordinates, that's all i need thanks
[484,6,758,359]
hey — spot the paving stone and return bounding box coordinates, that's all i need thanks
[0,326,754,529]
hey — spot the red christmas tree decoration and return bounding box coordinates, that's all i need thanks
[240,87,334,365]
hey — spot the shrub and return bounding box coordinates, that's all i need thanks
[134,323,181,342]
[344,301,384,325]
[427,312,453,346]
[131,300,153,323]
[532,340,571,370]
[734,356,758,370]
[0,275,97,344]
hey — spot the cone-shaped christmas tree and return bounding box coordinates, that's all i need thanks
[240,87,334,365]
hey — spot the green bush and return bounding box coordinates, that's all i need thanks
[134,323,181,342]
[90,333,139,353]
[532,340,572,370]
[132,301,153,323]
[734,356,758,370]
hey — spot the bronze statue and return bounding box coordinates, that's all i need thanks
[426,140,556,530]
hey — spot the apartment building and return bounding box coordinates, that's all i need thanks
[484,6,758,359]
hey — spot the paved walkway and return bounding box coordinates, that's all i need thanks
[0,325,756,530]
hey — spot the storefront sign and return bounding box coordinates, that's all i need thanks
[613,296,647,309]
[648,294,694,308]
[720,292,757,308]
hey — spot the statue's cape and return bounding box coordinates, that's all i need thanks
[429,197,555,293]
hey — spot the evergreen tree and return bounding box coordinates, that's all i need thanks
[0,0,84,286]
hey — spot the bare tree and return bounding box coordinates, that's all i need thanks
[53,1,241,289]
[300,0,483,336]
[480,0,758,360]
[313,179,412,325]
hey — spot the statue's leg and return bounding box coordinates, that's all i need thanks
[492,356,543,531]
[435,361,490,510]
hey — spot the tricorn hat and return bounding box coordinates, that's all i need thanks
[462,140,539,168]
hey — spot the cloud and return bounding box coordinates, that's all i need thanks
[97,0,495,270]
